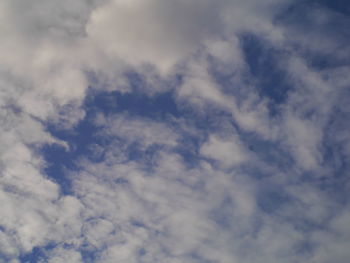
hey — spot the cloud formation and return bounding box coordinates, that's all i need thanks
[0,0,349,262]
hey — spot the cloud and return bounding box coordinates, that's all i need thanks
[0,0,349,262]
[86,0,222,74]
[46,246,83,263]
[85,0,290,74]
[200,134,248,168]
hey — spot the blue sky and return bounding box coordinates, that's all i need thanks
[0,0,350,262]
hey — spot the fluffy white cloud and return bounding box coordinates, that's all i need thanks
[86,0,221,74]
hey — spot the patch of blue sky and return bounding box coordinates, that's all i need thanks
[278,1,350,45]
[274,0,350,75]
[41,78,181,189]
[239,129,295,171]
[42,113,105,194]
[42,71,249,193]
[19,243,56,263]
[85,89,180,120]
[299,45,350,71]
[307,0,350,16]
[80,248,100,263]
[208,33,292,119]
[239,34,292,106]
[79,239,104,262]
[257,190,292,216]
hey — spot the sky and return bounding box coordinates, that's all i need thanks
[0,0,350,262]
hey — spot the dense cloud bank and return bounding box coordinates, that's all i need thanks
[0,0,350,262]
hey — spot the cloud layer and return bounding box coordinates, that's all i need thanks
[0,0,349,262]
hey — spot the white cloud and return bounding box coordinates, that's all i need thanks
[283,113,323,170]
[200,134,248,168]
[86,0,223,74]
